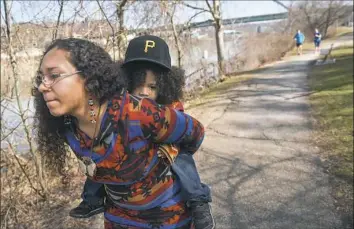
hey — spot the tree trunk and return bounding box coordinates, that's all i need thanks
[212,0,225,81]
[172,21,182,67]
[214,19,225,81]
[116,0,128,60]
[168,4,182,68]
[323,1,333,38]
[184,0,226,79]
[53,0,64,40]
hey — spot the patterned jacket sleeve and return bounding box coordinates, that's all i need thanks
[137,98,204,154]
[166,101,184,112]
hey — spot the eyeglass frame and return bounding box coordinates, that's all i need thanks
[33,70,82,89]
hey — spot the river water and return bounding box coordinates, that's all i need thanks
[1,98,35,153]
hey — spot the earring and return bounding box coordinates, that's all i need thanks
[88,97,96,124]
[64,115,72,125]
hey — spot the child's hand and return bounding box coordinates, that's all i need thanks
[157,150,167,158]
[157,144,178,164]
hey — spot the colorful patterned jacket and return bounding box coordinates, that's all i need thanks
[158,101,185,164]
[64,90,204,229]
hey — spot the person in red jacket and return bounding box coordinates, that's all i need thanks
[33,37,205,229]
[123,38,214,229]
[70,35,214,229]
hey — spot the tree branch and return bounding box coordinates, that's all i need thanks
[183,1,209,13]
[3,0,11,42]
[1,122,23,141]
[96,0,116,60]
[179,10,208,34]
[53,0,64,40]
[272,0,289,11]
[7,143,46,199]
[302,1,315,31]
[205,0,214,18]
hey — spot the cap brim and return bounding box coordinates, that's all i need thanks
[122,58,171,70]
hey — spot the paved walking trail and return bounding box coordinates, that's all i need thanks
[186,33,353,229]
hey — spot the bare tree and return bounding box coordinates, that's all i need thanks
[272,0,296,34]
[96,0,118,59]
[159,0,214,68]
[95,0,129,60]
[297,0,350,37]
[52,0,64,40]
[183,0,226,81]
[2,0,48,198]
[114,0,128,60]
[160,0,183,68]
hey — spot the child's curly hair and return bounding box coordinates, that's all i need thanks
[123,62,185,105]
[32,38,126,172]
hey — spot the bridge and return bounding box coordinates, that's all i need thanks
[185,12,288,30]
[133,12,289,34]
[186,4,353,30]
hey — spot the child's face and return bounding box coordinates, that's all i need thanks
[132,70,158,101]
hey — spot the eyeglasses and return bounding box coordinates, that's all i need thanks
[33,71,81,89]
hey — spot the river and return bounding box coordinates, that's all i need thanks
[1,97,35,154]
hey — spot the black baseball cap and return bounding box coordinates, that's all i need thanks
[122,35,171,70]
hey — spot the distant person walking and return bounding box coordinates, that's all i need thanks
[294,30,305,55]
[314,28,322,54]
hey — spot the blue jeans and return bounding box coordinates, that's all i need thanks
[172,152,212,205]
[82,153,211,205]
[81,178,105,206]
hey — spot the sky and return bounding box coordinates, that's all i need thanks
[1,1,292,27]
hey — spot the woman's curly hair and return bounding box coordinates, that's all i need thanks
[123,62,185,105]
[32,38,126,172]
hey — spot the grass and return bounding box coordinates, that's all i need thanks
[309,45,353,181]
[200,75,250,98]
[185,73,252,109]
[329,26,354,39]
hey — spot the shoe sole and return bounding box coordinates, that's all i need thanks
[69,207,105,218]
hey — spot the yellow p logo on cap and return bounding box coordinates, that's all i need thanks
[144,40,155,53]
